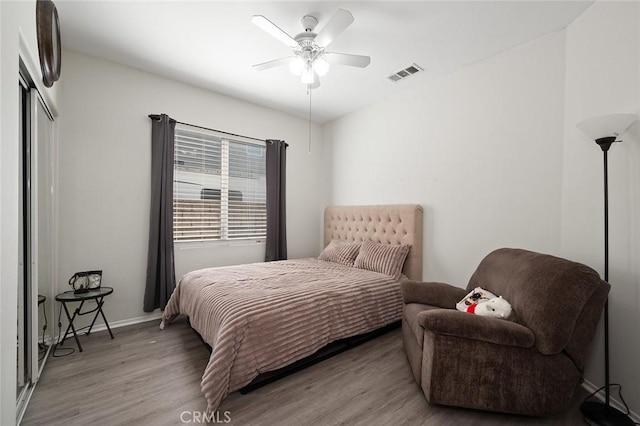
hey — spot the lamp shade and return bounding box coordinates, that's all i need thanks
[313,57,330,76]
[301,67,315,84]
[577,114,638,141]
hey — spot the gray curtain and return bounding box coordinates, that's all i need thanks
[265,139,288,261]
[144,114,176,312]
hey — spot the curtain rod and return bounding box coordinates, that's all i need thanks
[148,114,266,143]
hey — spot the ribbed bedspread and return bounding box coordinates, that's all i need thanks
[162,258,403,411]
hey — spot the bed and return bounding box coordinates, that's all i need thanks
[162,204,423,411]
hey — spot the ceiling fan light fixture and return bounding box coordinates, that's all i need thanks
[313,57,330,76]
[301,67,315,84]
[289,57,305,75]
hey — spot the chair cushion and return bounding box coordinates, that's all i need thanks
[403,303,441,349]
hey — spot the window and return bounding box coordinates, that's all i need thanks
[173,126,266,242]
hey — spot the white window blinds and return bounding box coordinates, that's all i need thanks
[173,126,266,242]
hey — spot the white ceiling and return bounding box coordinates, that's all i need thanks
[56,1,592,123]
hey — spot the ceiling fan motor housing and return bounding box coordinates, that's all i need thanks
[294,28,322,62]
[295,17,319,49]
[301,15,318,32]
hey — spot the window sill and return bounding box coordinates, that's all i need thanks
[175,239,266,250]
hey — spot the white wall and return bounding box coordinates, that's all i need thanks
[324,31,566,286]
[325,0,640,417]
[561,0,640,414]
[57,51,326,327]
[0,1,60,424]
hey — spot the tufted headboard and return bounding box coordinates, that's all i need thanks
[324,205,424,281]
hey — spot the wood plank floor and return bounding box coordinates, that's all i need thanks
[22,316,589,425]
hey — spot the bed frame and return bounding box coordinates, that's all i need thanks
[194,204,424,393]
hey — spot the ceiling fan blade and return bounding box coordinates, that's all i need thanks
[252,57,295,71]
[251,15,298,49]
[325,52,371,68]
[314,9,354,48]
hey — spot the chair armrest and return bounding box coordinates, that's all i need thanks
[417,309,535,348]
[401,281,467,308]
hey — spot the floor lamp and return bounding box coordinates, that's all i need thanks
[577,113,638,426]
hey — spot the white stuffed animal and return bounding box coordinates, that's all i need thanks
[455,287,497,312]
[472,296,512,319]
[456,287,513,320]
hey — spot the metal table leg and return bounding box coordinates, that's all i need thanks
[60,300,84,352]
[98,299,114,339]
[86,296,113,338]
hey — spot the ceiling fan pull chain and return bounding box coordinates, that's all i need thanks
[308,84,312,154]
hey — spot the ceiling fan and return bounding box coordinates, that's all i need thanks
[251,9,371,88]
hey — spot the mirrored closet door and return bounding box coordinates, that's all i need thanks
[17,70,56,419]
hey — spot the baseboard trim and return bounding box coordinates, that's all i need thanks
[581,379,640,423]
[51,312,164,347]
[16,381,37,426]
[88,312,164,334]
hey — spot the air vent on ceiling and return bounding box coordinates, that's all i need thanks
[387,63,424,82]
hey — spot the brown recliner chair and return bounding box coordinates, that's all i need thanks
[401,248,610,416]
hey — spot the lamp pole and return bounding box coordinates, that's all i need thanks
[579,136,634,426]
[598,137,612,408]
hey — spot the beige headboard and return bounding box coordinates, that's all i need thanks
[324,204,424,281]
